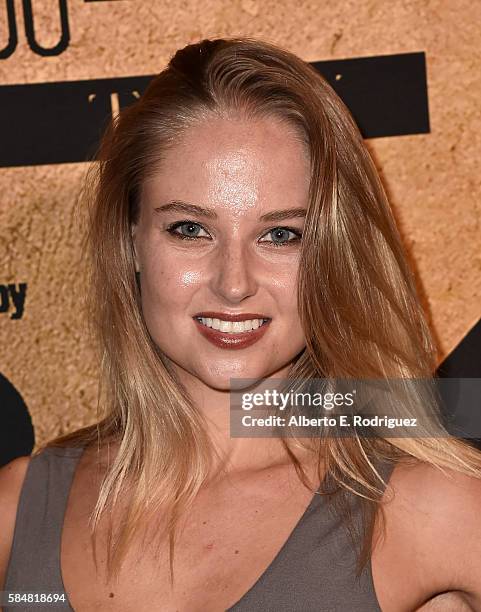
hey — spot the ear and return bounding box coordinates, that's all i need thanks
[131,224,140,273]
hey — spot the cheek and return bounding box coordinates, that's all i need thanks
[139,262,202,355]
[268,268,305,347]
[283,282,305,344]
[271,268,300,313]
[141,259,203,312]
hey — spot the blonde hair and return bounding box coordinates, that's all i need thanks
[41,36,481,583]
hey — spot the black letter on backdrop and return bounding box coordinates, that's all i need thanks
[0,0,17,59]
[22,0,70,57]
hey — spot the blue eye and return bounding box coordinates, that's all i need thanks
[260,227,302,247]
[166,221,210,239]
[165,221,302,247]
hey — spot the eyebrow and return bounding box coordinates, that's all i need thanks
[153,200,307,222]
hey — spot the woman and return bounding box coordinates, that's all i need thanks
[1,37,481,611]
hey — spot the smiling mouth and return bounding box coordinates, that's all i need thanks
[194,316,270,334]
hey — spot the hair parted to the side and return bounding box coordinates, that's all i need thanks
[40,36,481,584]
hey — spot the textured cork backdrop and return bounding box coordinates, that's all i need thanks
[0,0,479,451]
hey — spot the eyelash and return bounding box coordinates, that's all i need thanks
[165,220,303,248]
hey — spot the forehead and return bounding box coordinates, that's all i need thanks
[141,114,311,219]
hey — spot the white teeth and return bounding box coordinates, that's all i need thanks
[219,320,230,332]
[197,317,268,334]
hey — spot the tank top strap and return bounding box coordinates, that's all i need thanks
[3,446,84,610]
[375,455,397,484]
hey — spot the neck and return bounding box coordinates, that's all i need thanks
[172,365,319,478]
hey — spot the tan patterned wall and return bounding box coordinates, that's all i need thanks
[0,0,479,448]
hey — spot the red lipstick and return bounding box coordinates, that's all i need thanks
[194,311,269,321]
[192,313,271,350]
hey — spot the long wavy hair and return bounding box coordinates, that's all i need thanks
[41,36,481,584]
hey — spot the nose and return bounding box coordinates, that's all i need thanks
[209,239,258,304]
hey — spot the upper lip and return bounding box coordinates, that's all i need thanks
[193,311,270,322]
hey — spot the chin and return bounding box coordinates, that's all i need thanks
[198,363,282,392]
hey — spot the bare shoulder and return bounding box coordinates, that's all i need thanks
[0,455,31,590]
[385,457,481,538]
[372,457,481,610]
[385,458,481,566]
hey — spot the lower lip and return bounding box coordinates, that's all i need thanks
[193,318,271,350]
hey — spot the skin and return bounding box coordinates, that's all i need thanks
[1,114,481,611]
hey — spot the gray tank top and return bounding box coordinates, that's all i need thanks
[3,446,395,611]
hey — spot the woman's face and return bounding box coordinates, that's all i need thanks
[132,113,310,390]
